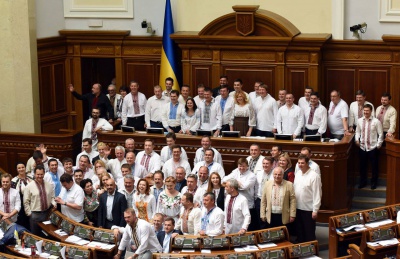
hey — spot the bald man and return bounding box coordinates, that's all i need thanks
[98,179,128,228]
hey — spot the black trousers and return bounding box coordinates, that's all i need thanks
[247,208,258,231]
[295,209,316,242]
[254,198,268,230]
[150,120,163,129]
[254,129,274,137]
[168,126,181,133]
[269,213,284,228]
[220,124,230,132]
[127,115,145,131]
[359,148,379,186]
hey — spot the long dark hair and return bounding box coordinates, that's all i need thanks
[185,97,197,113]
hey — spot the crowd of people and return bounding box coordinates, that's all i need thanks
[0,76,396,259]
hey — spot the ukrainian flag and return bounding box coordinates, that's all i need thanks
[159,0,181,90]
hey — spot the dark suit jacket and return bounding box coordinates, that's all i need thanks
[98,190,128,228]
[72,91,114,120]
[157,230,182,251]
[175,179,187,192]
[215,186,225,210]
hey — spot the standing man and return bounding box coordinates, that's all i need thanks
[328,90,350,140]
[119,175,137,209]
[150,171,165,205]
[0,173,21,223]
[298,86,314,113]
[76,138,99,166]
[376,92,397,138]
[24,165,56,236]
[254,84,278,137]
[254,157,274,229]
[175,193,201,235]
[349,90,374,133]
[68,83,114,121]
[145,85,170,129]
[161,90,184,133]
[276,89,287,109]
[82,108,113,150]
[135,139,161,176]
[212,75,231,97]
[355,104,384,189]
[178,85,191,105]
[157,217,181,253]
[98,179,128,228]
[249,81,263,105]
[293,154,322,243]
[74,155,95,180]
[114,208,162,259]
[193,84,205,107]
[122,80,147,131]
[261,167,296,228]
[55,174,85,223]
[73,170,84,186]
[192,149,225,179]
[126,152,148,179]
[107,146,127,181]
[271,145,283,169]
[199,193,225,236]
[246,144,265,174]
[229,79,250,101]
[304,92,327,136]
[44,158,63,197]
[215,85,235,132]
[160,133,188,166]
[294,147,321,175]
[276,93,304,138]
[180,174,198,195]
[172,167,188,192]
[107,84,121,120]
[224,179,251,234]
[163,77,174,98]
[162,146,191,178]
[199,88,222,136]
[125,138,139,155]
[194,136,223,166]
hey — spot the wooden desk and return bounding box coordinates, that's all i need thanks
[0,252,26,259]
[99,131,356,222]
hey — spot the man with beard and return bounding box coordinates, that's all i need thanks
[82,108,113,150]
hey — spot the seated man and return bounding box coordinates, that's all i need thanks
[55,174,85,223]
[157,217,182,253]
[175,193,201,235]
[152,213,164,235]
[199,192,224,236]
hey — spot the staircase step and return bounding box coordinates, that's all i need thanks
[353,185,386,198]
[352,196,386,210]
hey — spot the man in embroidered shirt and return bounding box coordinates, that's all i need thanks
[122,80,147,131]
[349,90,375,133]
[192,149,225,179]
[376,92,397,138]
[215,85,235,132]
[107,84,121,121]
[162,145,191,179]
[276,93,304,138]
[194,135,223,166]
[44,158,63,197]
[145,85,170,129]
[162,90,184,133]
[135,139,161,176]
[355,104,384,189]
[199,192,224,236]
[175,193,201,235]
[82,108,113,150]
[199,88,222,136]
[178,84,191,105]
[224,179,250,234]
[304,92,327,136]
[126,152,148,179]
[0,173,21,223]
[247,144,265,174]
[328,90,350,140]
[298,86,314,113]
[293,154,322,243]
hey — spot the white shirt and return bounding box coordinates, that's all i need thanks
[293,168,322,213]
[178,95,190,105]
[135,151,161,174]
[122,92,147,125]
[276,104,304,136]
[118,219,162,255]
[198,98,222,130]
[349,101,375,127]
[131,163,148,179]
[193,95,204,107]
[376,105,397,133]
[162,159,192,178]
[254,94,278,131]
[160,146,188,166]
[161,102,185,129]
[255,169,273,199]
[194,147,223,166]
[298,96,310,113]
[295,159,321,175]
[118,188,135,209]
[246,155,265,174]
[192,161,225,179]
[222,169,256,208]
[200,206,224,236]
[145,95,170,126]
[0,188,21,222]
[132,193,156,221]
[304,104,328,134]
[328,99,349,135]
[107,158,127,181]
[355,116,384,151]
[107,93,121,119]
[72,166,95,180]
[181,109,201,133]
[82,118,113,150]
[249,91,258,105]
[215,95,235,125]
[59,183,85,222]
[44,170,64,196]
[224,194,251,234]
[117,177,139,193]
[76,150,99,167]
[175,206,202,235]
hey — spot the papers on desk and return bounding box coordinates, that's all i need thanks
[201,249,211,254]
[234,245,259,252]
[17,247,34,256]
[367,238,399,247]
[54,229,68,236]
[365,219,393,228]
[42,220,52,225]
[300,256,322,259]
[39,252,51,258]
[343,224,365,232]
[241,136,266,139]
[181,249,195,253]
[257,243,277,248]
[65,235,90,245]
[87,241,115,250]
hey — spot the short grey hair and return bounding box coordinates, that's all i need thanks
[226,179,239,190]
[124,174,135,181]
[115,145,125,153]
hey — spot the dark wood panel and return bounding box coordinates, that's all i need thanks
[124,61,157,98]
[192,65,211,90]
[325,69,356,104]
[358,69,390,107]
[54,63,67,112]
[0,152,8,174]
[39,65,53,115]
[42,117,69,134]
[286,68,308,101]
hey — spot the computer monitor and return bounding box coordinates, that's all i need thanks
[121,126,135,133]
[146,127,164,134]
[304,135,322,142]
[221,131,241,138]
[196,129,213,137]
[274,134,293,141]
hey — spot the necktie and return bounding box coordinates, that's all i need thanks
[330,104,336,115]
[132,223,140,249]
[308,106,316,125]
[132,94,140,114]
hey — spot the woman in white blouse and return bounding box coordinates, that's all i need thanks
[132,179,156,222]
[157,176,182,222]
[180,98,201,135]
[230,92,256,137]
[11,162,33,229]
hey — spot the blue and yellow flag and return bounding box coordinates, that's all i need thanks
[159,0,181,90]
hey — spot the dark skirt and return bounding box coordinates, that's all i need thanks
[233,116,249,136]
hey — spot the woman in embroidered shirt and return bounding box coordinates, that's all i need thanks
[279,153,295,183]
[180,98,201,135]
[156,176,182,222]
[80,178,99,226]
[132,179,156,222]
[229,92,256,137]
[11,162,33,230]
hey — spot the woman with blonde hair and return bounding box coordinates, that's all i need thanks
[230,91,256,136]
[132,179,156,222]
[278,153,294,183]
[156,176,182,222]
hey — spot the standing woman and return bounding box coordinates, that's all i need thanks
[180,98,201,135]
[206,172,225,210]
[80,179,99,226]
[132,179,156,222]
[279,153,295,183]
[11,162,33,230]
[230,92,256,137]
[156,176,182,222]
